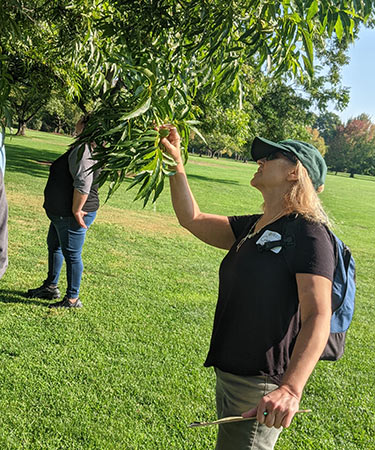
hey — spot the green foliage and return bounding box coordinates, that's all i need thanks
[190,92,252,158]
[75,1,374,203]
[173,61,349,162]
[1,0,375,201]
[250,81,314,141]
[314,111,343,142]
[300,38,352,112]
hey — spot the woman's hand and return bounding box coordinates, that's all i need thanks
[159,123,235,249]
[159,125,182,165]
[73,209,88,228]
[241,386,300,429]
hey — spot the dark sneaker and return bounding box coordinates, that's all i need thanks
[48,296,83,309]
[26,283,60,299]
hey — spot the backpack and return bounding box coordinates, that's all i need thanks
[256,217,356,361]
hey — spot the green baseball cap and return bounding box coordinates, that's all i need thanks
[251,137,327,190]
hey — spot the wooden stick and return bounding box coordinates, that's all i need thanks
[188,409,312,428]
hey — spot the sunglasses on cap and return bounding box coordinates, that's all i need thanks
[264,150,298,164]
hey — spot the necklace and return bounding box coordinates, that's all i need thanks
[236,211,285,252]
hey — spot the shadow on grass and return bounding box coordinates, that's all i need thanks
[0,289,47,306]
[0,348,19,358]
[188,174,240,185]
[328,171,375,182]
[5,142,62,179]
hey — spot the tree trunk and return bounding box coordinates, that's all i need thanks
[16,120,27,136]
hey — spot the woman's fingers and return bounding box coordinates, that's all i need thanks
[264,411,276,428]
[158,125,181,164]
[73,210,88,228]
[160,136,175,152]
[159,124,180,141]
[253,388,300,429]
[241,407,257,419]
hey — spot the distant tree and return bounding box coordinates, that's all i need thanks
[8,57,60,135]
[251,82,314,142]
[306,127,327,155]
[314,112,343,144]
[0,0,94,130]
[191,104,251,158]
[33,97,84,135]
[325,132,347,174]
[344,114,375,177]
[326,114,375,176]
[192,67,334,161]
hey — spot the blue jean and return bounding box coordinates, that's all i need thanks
[45,211,96,298]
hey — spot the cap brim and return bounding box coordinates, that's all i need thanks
[251,137,288,161]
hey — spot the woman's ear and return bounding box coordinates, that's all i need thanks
[287,167,298,182]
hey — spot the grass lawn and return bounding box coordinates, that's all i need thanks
[1,129,375,449]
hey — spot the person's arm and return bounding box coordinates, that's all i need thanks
[72,189,88,228]
[68,145,94,228]
[242,273,332,428]
[160,126,235,250]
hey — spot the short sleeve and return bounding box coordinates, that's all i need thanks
[68,145,94,195]
[291,219,335,281]
[228,214,260,239]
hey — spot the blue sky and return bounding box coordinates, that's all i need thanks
[337,27,375,123]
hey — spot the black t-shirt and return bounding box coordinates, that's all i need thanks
[204,214,335,384]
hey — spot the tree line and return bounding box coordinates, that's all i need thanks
[24,83,375,178]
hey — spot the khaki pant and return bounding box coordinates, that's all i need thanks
[215,368,282,450]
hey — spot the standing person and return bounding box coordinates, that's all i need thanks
[26,115,99,308]
[160,126,335,450]
[0,124,8,279]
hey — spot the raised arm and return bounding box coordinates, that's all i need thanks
[242,273,332,428]
[160,126,235,250]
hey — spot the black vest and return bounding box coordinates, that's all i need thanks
[43,148,99,216]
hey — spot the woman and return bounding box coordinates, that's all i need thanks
[160,127,335,449]
[26,115,99,308]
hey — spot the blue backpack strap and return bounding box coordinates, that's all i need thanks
[320,229,356,360]
[327,233,356,333]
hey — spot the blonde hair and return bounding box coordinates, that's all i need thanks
[283,161,331,226]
